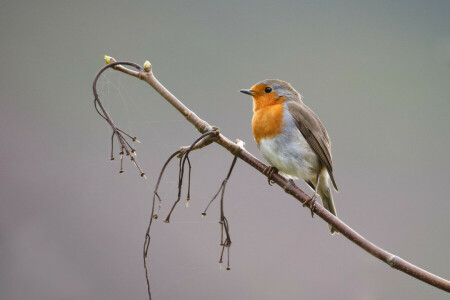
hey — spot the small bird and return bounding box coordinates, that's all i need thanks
[240,79,338,234]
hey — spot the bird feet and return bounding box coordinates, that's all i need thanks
[263,166,278,186]
[303,193,317,218]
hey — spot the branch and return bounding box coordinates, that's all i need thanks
[95,56,450,293]
[92,60,146,177]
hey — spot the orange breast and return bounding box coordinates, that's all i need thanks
[252,104,284,144]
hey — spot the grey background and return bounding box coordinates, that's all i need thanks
[1,0,449,299]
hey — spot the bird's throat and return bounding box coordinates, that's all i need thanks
[252,104,284,144]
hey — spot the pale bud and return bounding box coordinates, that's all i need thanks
[143,60,151,72]
[236,139,246,148]
[104,55,112,64]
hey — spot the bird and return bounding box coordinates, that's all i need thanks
[240,79,338,234]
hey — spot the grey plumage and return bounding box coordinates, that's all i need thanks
[247,79,339,234]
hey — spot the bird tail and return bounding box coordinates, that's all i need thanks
[318,175,338,235]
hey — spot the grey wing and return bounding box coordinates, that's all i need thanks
[287,102,338,191]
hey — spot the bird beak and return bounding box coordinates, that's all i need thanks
[240,89,255,96]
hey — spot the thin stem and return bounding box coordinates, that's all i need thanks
[202,156,237,270]
[202,181,224,216]
[164,131,218,223]
[186,156,192,207]
[92,61,145,176]
[143,149,180,300]
[110,132,115,160]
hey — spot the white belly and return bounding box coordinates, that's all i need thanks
[258,112,320,181]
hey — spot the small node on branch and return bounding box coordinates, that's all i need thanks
[236,139,245,149]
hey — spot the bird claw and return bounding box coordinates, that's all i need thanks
[303,194,317,218]
[263,166,278,186]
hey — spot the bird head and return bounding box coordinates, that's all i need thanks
[240,79,301,112]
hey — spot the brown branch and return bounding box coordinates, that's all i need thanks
[163,130,219,223]
[202,153,240,270]
[92,60,146,178]
[96,56,450,293]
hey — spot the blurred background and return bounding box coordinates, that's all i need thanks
[1,0,449,299]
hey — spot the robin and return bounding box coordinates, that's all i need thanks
[240,79,338,234]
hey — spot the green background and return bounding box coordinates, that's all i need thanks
[1,0,449,299]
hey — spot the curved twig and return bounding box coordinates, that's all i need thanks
[163,130,219,223]
[92,61,146,177]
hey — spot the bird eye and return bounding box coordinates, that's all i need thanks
[264,87,272,93]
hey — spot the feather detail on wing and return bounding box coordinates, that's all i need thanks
[286,101,338,191]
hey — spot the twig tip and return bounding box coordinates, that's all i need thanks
[104,55,112,64]
[143,60,152,72]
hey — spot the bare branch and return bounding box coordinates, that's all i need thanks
[142,131,221,299]
[93,57,450,295]
[92,61,146,178]
[202,154,239,270]
[163,130,219,223]
[143,149,180,300]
